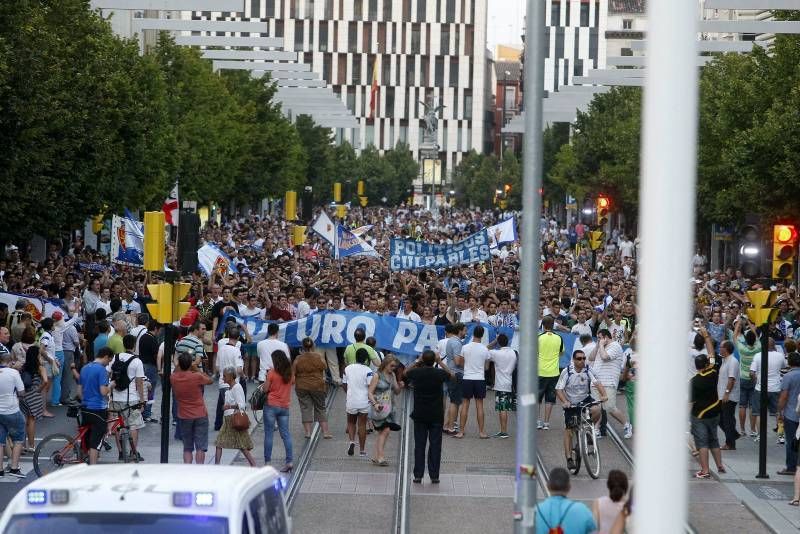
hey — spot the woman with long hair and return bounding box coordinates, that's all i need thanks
[293,338,331,439]
[261,349,294,472]
[592,470,629,534]
[19,345,47,454]
[367,355,403,466]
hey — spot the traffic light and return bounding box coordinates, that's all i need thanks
[772,224,797,279]
[596,196,610,227]
[91,214,104,234]
[146,282,191,324]
[143,211,165,272]
[738,223,762,277]
[291,225,307,247]
[333,182,342,203]
[504,184,511,197]
[357,180,365,196]
[588,230,605,251]
[284,190,297,221]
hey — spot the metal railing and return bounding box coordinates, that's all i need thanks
[392,392,412,534]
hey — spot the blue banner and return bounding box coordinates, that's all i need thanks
[389,229,491,271]
[219,309,581,365]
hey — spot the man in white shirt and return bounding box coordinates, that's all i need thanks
[107,334,146,461]
[296,288,314,319]
[460,296,488,324]
[487,333,517,438]
[343,348,374,457]
[0,352,26,478]
[256,323,290,382]
[215,327,244,431]
[589,329,632,439]
[457,326,490,439]
[750,338,787,442]
[396,299,421,322]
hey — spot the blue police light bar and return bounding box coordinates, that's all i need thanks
[27,490,47,505]
[195,492,215,507]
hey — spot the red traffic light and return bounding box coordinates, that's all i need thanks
[774,224,797,244]
[597,197,610,209]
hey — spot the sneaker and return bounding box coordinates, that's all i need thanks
[359,451,368,458]
[595,428,602,438]
[347,442,355,456]
[754,434,761,443]
[537,420,544,429]
[623,423,633,440]
[749,431,758,438]
[542,422,550,430]
[778,436,786,445]
[694,471,711,479]
[566,458,576,471]
[7,468,25,479]
[494,432,510,439]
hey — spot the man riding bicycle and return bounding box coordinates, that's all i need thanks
[555,349,608,471]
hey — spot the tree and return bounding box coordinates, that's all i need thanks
[452,151,500,209]
[382,143,419,205]
[500,150,522,209]
[294,114,335,203]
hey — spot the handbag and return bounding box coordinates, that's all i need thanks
[231,409,250,432]
[249,386,266,412]
[369,389,392,421]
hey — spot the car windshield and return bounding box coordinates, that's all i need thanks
[4,513,228,534]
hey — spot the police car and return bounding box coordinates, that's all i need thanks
[0,464,291,534]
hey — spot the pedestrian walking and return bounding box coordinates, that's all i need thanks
[77,347,113,465]
[215,326,244,431]
[690,354,725,478]
[535,467,596,534]
[293,338,331,439]
[0,351,27,478]
[343,348,374,458]
[717,340,741,450]
[171,351,213,464]
[262,350,294,473]
[404,349,453,483]
[215,366,256,466]
[777,352,800,476]
[367,356,403,466]
[19,345,46,454]
[139,319,160,423]
[592,470,628,534]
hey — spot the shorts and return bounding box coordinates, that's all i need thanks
[109,401,146,431]
[346,407,369,415]
[592,386,618,412]
[178,416,209,452]
[691,415,720,449]
[448,374,464,406]
[80,408,109,450]
[739,379,755,408]
[751,390,779,415]
[538,376,558,404]
[374,420,401,432]
[495,391,517,412]
[564,396,594,429]
[0,411,25,443]
[462,379,487,400]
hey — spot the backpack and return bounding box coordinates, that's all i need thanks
[111,354,136,391]
[537,501,574,534]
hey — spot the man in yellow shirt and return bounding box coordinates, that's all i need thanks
[538,315,564,430]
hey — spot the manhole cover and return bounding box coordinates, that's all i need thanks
[743,482,793,501]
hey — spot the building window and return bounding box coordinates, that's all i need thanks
[347,88,356,112]
[323,53,332,83]
[411,23,421,54]
[406,56,415,85]
[399,124,408,143]
[290,0,300,18]
[445,0,455,23]
[440,26,450,55]
[382,55,391,84]
[580,3,589,26]
[363,23,372,52]
[355,0,363,19]
[266,0,276,17]
[550,1,559,25]
[378,22,386,52]
[383,0,392,20]
[449,58,459,88]
[325,0,334,18]
[623,19,633,30]
[307,0,315,18]
[435,56,444,86]
[420,56,429,85]
[403,0,411,21]
[621,47,633,56]
[366,124,375,146]
[417,0,426,22]
[275,19,284,37]
[294,20,304,50]
[348,22,357,52]
[464,26,473,55]
[391,21,397,51]
[338,53,347,84]
[504,86,515,114]
[454,26,460,54]
[368,0,378,20]
[319,21,328,51]
[457,125,462,151]
[353,54,362,84]
[464,91,472,119]
[386,87,395,118]
[466,127,472,150]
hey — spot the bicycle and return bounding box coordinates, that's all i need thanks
[33,403,145,477]
[566,399,602,479]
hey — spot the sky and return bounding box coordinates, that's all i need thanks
[487,0,526,55]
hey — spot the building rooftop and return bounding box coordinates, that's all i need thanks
[610,0,646,14]
[495,61,521,82]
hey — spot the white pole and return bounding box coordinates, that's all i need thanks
[635,0,698,533]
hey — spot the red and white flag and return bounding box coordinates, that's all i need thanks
[162,182,179,225]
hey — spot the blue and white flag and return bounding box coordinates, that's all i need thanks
[390,229,491,271]
[311,210,336,246]
[197,243,238,277]
[111,215,144,267]
[337,225,380,259]
[487,217,518,249]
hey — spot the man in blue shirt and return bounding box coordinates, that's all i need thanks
[777,352,800,475]
[536,467,596,534]
[78,346,112,464]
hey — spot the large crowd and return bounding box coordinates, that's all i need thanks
[1,203,799,531]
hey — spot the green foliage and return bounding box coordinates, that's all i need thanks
[294,114,335,203]
[452,151,501,209]
[355,143,418,206]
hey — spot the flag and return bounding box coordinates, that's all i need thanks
[162,182,179,226]
[351,224,374,237]
[368,57,379,119]
[197,243,238,277]
[111,215,145,267]
[311,210,336,246]
[337,225,381,259]
[487,217,518,249]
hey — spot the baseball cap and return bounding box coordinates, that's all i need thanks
[51,310,64,321]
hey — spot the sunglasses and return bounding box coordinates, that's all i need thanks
[573,357,586,361]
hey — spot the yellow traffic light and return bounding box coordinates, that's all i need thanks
[333,183,342,203]
[596,196,610,227]
[588,230,605,251]
[359,196,368,207]
[91,214,104,234]
[291,225,307,246]
[745,290,779,325]
[357,180,365,196]
[143,211,166,272]
[172,282,191,322]
[146,283,173,324]
[285,191,297,221]
[772,224,797,279]
[336,204,347,219]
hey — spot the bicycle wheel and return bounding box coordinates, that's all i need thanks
[581,424,601,479]
[33,433,82,477]
[252,406,263,425]
[568,429,581,475]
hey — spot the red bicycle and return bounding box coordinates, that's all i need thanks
[33,403,144,477]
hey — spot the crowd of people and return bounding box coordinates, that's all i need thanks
[0,202,799,519]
